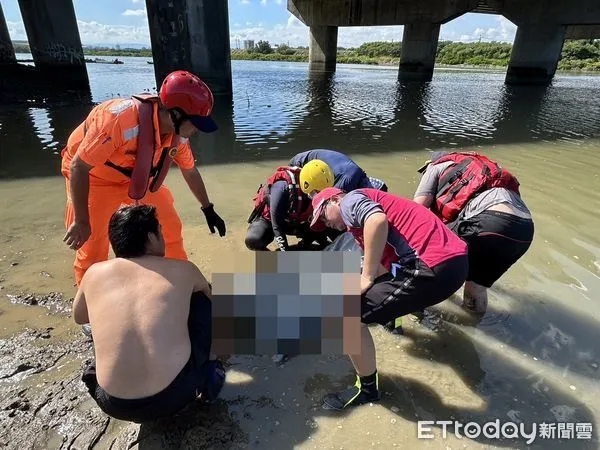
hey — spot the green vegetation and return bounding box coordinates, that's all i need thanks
[558,40,600,71]
[235,39,600,71]
[85,48,153,57]
[11,39,600,71]
[436,41,513,66]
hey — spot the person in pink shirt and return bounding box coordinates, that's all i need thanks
[310,187,468,410]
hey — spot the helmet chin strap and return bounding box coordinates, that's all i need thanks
[169,109,184,135]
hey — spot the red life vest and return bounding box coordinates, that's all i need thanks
[248,166,313,225]
[428,151,520,223]
[104,94,180,200]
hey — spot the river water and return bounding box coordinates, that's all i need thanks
[0,56,599,449]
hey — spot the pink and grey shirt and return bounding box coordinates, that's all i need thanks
[339,189,467,272]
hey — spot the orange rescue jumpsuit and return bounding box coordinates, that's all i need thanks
[61,97,193,285]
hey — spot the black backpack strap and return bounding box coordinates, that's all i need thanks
[437,157,473,197]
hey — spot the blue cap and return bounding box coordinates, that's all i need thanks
[189,115,218,133]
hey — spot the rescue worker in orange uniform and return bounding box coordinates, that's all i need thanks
[61,70,226,285]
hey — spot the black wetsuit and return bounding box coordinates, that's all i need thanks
[245,180,321,251]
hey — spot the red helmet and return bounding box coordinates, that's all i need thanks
[159,70,217,133]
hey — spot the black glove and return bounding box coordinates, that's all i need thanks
[202,203,226,237]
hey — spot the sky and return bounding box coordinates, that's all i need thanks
[2,0,518,48]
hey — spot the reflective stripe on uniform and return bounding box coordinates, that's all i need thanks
[123,125,139,142]
[286,168,303,202]
[109,99,134,115]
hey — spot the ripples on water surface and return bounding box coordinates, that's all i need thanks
[2,57,600,174]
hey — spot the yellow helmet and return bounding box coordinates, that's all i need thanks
[299,159,335,195]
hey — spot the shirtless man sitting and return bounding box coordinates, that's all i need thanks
[73,204,225,423]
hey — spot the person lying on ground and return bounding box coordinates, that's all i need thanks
[413,150,534,314]
[310,187,468,410]
[72,204,225,423]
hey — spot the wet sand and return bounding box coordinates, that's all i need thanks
[1,144,599,449]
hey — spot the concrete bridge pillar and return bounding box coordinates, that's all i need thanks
[145,0,232,96]
[309,26,338,73]
[398,23,441,82]
[506,24,566,86]
[0,2,17,64]
[17,0,89,89]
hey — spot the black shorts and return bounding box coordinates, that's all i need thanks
[361,255,469,325]
[449,210,534,288]
[81,291,213,423]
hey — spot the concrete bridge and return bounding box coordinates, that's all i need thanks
[0,0,233,103]
[291,0,600,83]
[0,0,598,104]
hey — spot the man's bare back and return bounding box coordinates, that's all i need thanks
[73,255,211,399]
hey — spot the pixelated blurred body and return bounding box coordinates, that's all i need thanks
[211,251,362,356]
[72,205,224,423]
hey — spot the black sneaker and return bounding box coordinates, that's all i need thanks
[383,316,404,335]
[323,375,381,411]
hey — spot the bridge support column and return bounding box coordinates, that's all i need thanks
[0,2,16,64]
[506,24,566,86]
[17,0,89,90]
[146,0,232,96]
[309,26,338,73]
[398,23,440,82]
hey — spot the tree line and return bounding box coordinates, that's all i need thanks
[11,39,600,71]
[232,39,600,70]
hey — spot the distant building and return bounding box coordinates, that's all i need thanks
[243,40,255,50]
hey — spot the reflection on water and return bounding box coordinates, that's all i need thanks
[1,58,600,178]
[28,108,60,153]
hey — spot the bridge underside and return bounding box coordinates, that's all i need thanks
[289,0,600,85]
